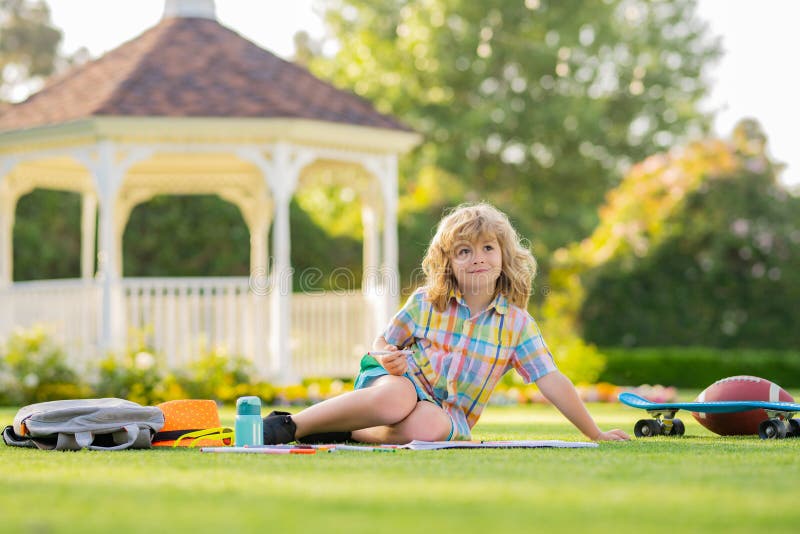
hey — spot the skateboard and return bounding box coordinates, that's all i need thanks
[618,392,800,439]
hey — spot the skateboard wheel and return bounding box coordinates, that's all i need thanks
[758,419,787,439]
[634,419,662,438]
[667,419,685,436]
[788,419,800,438]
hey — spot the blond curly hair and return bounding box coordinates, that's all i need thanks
[421,202,537,311]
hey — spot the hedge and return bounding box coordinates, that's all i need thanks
[576,151,800,350]
[598,346,800,388]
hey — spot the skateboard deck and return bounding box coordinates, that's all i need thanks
[618,392,800,439]
[619,392,800,414]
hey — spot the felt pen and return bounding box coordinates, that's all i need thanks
[249,448,315,454]
[200,447,316,454]
[246,444,314,449]
[333,444,397,452]
[367,350,414,356]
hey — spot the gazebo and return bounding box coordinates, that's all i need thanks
[0,0,420,381]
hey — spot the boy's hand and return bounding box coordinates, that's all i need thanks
[594,429,630,441]
[377,345,408,376]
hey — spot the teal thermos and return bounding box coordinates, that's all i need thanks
[235,396,264,447]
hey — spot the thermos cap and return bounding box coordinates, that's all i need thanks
[236,396,262,415]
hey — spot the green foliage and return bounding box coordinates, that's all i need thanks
[582,175,800,347]
[91,329,269,405]
[568,121,800,348]
[124,195,250,277]
[298,377,352,404]
[314,0,721,252]
[599,346,800,388]
[535,245,605,383]
[288,198,362,292]
[0,327,273,405]
[94,342,168,406]
[0,325,88,405]
[547,330,606,385]
[170,349,274,404]
[294,172,366,239]
[12,189,81,281]
[0,0,62,101]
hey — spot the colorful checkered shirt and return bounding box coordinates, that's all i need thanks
[382,287,558,439]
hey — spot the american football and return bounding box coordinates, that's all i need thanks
[691,376,794,435]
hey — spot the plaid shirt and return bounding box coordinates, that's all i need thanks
[382,287,557,439]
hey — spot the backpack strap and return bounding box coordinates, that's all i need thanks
[88,424,141,451]
[2,425,35,448]
[8,425,151,451]
[48,432,91,451]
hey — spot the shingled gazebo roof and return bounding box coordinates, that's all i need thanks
[0,16,410,133]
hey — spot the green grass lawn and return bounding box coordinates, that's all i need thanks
[2,402,799,533]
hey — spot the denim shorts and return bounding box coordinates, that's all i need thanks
[353,354,455,441]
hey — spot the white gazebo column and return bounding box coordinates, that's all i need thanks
[268,144,313,383]
[239,143,312,382]
[0,187,13,287]
[81,192,97,280]
[0,174,12,336]
[361,202,380,291]
[0,159,17,287]
[81,143,152,353]
[95,158,125,352]
[271,187,292,380]
[361,194,383,341]
[0,193,14,288]
[376,155,400,322]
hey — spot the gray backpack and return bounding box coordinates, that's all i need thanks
[2,398,165,451]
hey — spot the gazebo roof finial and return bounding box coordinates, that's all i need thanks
[163,0,216,20]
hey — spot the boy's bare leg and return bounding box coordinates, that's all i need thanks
[291,375,417,438]
[352,400,452,444]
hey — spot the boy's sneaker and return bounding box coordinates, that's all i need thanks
[297,431,352,444]
[262,410,297,444]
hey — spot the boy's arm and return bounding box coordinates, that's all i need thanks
[373,335,390,351]
[536,371,630,441]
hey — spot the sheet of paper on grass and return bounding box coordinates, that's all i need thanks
[199,440,598,454]
[398,440,598,450]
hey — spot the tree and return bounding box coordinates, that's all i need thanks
[13,189,80,280]
[549,119,800,349]
[312,0,722,253]
[0,0,62,102]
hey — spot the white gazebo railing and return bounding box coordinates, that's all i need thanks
[0,279,100,369]
[123,277,266,370]
[291,291,376,378]
[0,277,380,379]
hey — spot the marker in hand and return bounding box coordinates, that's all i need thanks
[367,349,414,356]
[369,346,412,376]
